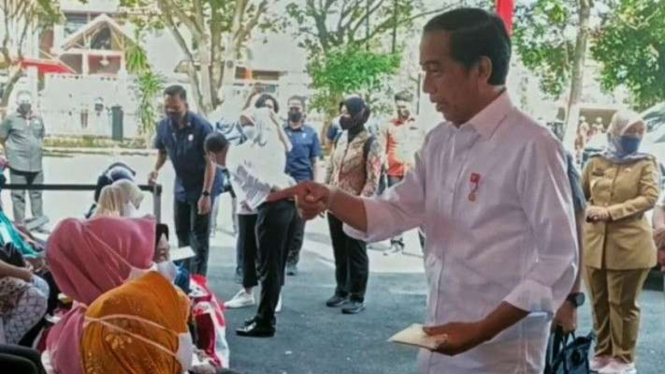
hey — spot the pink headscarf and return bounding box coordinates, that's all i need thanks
[45,216,155,374]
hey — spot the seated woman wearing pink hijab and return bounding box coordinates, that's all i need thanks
[43,217,156,374]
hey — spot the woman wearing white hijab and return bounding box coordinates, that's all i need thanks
[92,180,144,218]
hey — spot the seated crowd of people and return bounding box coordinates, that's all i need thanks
[0,165,234,374]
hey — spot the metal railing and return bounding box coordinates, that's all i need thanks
[1,183,163,222]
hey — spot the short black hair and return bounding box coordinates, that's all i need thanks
[255,93,280,113]
[164,85,187,101]
[204,132,230,154]
[394,90,414,102]
[288,95,307,111]
[423,8,511,86]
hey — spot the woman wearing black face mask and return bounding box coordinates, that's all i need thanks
[323,96,382,315]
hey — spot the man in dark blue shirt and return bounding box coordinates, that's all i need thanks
[284,96,321,275]
[150,85,220,276]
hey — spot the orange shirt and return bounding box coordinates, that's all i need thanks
[382,117,426,177]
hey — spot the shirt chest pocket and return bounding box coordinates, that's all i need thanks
[29,120,44,138]
[295,136,314,152]
[589,167,612,198]
[172,132,199,161]
[611,166,644,201]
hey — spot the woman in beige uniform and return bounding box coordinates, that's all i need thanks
[581,110,659,374]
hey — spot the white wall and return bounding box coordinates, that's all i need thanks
[40,74,140,138]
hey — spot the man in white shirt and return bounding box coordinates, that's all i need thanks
[268,8,578,373]
[205,116,296,338]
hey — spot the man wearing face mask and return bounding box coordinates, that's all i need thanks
[150,85,222,276]
[283,95,321,276]
[0,91,46,228]
[323,96,382,314]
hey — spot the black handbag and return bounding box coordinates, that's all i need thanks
[544,326,595,374]
[0,243,25,268]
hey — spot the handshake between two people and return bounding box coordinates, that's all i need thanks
[267,181,331,220]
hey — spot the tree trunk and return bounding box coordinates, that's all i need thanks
[197,37,214,116]
[218,32,238,105]
[562,0,592,151]
[1,65,23,110]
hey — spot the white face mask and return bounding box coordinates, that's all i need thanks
[121,202,140,218]
[85,314,193,371]
[105,241,175,284]
[243,125,256,141]
[126,262,157,281]
[155,261,177,283]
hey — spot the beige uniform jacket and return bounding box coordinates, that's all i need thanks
[581,156,659,270]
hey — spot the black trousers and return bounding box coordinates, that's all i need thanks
[0,344,44,374]
[286,213,306,266]
[174,198,212,276]
[237,214,258,289]
[254,200,297,326]
[327,213,369,302]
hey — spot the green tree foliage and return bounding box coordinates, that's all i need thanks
[513,0,579,98]
[119,0,277,115]
[591,0,665,110]
[308,45,401,118]
[0,0,63,109]
[285,0,443,119]
[126,39,164,146]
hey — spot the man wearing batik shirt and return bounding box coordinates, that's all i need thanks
[380,90,426,255]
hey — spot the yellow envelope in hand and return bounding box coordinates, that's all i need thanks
[388,323,444,351]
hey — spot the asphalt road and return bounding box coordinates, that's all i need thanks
[7,153,663,374]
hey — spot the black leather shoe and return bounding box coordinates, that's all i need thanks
[326,294,348,308]
[236,322,275,338]
[243,316,275,327]
[342,301,365,314]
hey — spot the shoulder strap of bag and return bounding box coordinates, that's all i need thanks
[363,135,375,164]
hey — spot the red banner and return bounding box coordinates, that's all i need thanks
[496,0,514,34]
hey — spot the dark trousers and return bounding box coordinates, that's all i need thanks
[9,169,44,224]
[174,198,212,276]
[327,213,369,302]
[286,213,306,266]
[237,214,258,289]
[0,344,44,374]
[254,200,297,326]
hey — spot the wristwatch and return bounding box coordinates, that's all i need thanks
[202,191,211,197]
[566,292,585,308]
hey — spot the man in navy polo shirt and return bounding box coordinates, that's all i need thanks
[149,85,221,276]
[284,95,321,275]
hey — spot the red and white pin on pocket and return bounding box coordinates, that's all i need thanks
[468,173,481,202]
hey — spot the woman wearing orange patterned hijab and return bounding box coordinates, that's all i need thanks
[80,271,192,374]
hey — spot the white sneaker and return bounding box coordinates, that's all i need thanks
[223,289,255,309]
[275,294,282,313]
[591,356,612,372]
[599,359,637,374]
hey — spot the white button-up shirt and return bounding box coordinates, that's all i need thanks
[345,93,578,373]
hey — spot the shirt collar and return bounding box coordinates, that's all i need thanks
[393,116,415,126]
[285,122,306,131]
[454,90,513,140]
[170,111,193,130]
